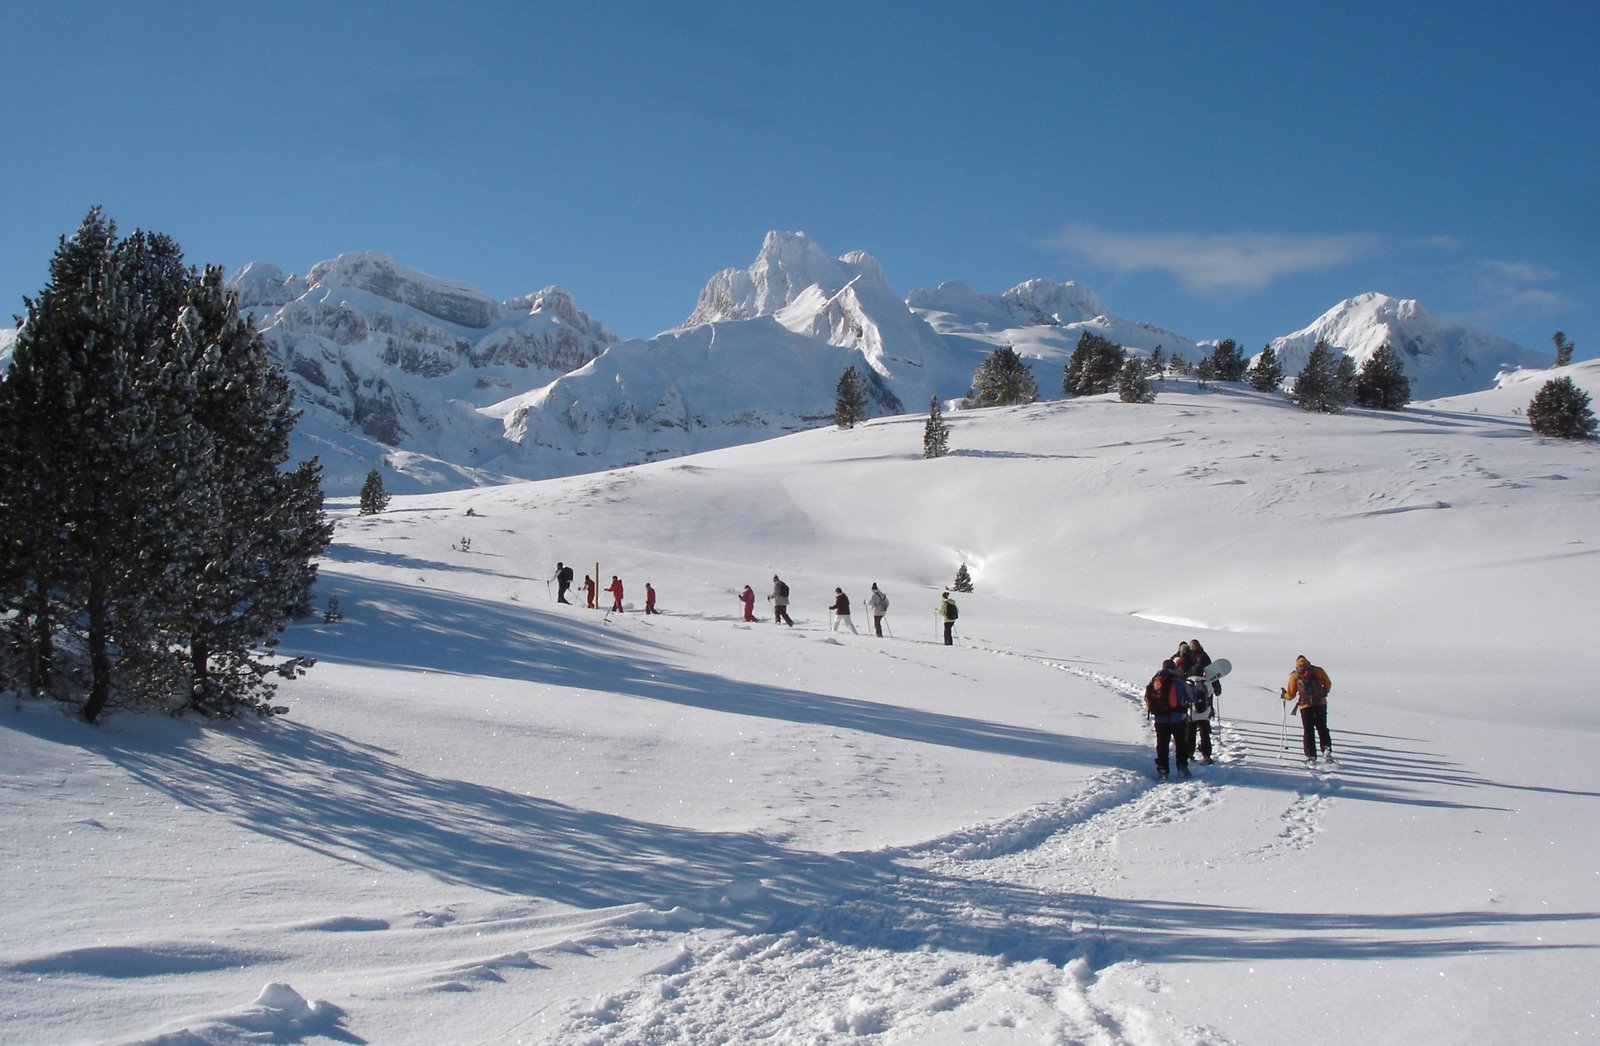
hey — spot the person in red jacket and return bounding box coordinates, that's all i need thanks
[583,575,597,609]
[644,582,659,615]
[740,585,758,622]
[1283,655,1335,764]
[606,576,624,613]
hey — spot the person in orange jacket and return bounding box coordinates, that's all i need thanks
[1283,655,1334,764]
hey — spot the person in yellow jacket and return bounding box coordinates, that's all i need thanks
[1283,655,1334,764]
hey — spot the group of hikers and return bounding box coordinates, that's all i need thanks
[1143,642,1335,780]
[556,560,1333,777]
[554,563,959,644]
[549,562,659,615]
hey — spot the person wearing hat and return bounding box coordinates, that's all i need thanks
[1283,655,1334,764]
[829,587,858,634]
[769,575,793,626]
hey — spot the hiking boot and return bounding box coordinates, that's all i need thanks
[1180,766,1192,780]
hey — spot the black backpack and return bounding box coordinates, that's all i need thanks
[776,581,789,599]
[1188,678,1211,715]
[945,599,958,621]
[559,566,574,584]
[1298,668,1328,705]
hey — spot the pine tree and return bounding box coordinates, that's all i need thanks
[1333,355,1359,410]
[834,365,867,428]
[0,210,330,722]
[923,396,950,459]
[951,564,974,593]
[1063,332,1125,396]
[1354,343,1412,410]
[359,469,391,515]
[1293,340,1346,413]
[966,347,1038,408]
[1527,377,1597,439]
[170,266,331,716]
[1208,339,1248,382]
[1117,357,1156,403]
[1247,345,1283,392]
[1553,331,1575,368]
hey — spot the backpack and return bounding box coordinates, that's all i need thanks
[1298,668,1328,705]
[945,599,958,621]
[559,566,574,584]
[870,590,888,612]
[1188,678,1211,715]
[776,581,789,599]
[1146,673,1179,714]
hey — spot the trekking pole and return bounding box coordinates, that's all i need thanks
[1278,689,1289,760]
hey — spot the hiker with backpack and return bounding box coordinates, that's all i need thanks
[829,588,858,634]
[551,561,575,604]
[865,583,889,638]
[1283,654,1335,764]
[936,591,958,646]
[1183,639,1217,765]
[769,575,794,626]
[1144,658,1192,781]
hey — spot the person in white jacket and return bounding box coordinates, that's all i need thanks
[865,583,889,637]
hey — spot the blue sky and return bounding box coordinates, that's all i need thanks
[3,1,1594,359]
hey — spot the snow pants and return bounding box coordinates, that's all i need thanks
[1154,720,1188,777]
[1299,704,1332,759]
[1185,717,1213,762]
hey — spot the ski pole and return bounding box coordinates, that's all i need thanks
[1278,689,1289,760]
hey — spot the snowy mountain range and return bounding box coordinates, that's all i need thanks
[0,232,1554,494]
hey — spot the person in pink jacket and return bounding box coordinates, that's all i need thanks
[740,585,758,622]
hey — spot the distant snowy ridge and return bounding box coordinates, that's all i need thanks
[1264,291,1550,399]
[4,236,1554,497]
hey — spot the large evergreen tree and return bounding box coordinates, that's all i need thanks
[834,365,867,428]
[1293,340,1347,413]
[1207,339,1248,382]
[1117,357,1156,403]
[1247,345,1284,392]
[1527,377,1597,439]
[966,347,1038,408]
[1063,332,1125,396]
[0,210,329,722]
[359,469,391,515]
[923,395,950,459]
[1354,343,1412,410]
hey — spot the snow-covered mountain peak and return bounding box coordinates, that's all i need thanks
[683,231,892,327]
[1266,291,1550,399]
[302,251,498,329]
[1003,278,1108,325]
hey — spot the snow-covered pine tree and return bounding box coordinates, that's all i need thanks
[1063,332,1125,395]
[1527,376,1597,439]
[1247,345,1283,392]
[966,346,1038,408]
[835,365,867,428]
[1293,340,1346,413]
[1117,357,1156,403]
[359,469,391,515]
[1354,343,1412,410]
[171,266,332,717]
[923,396,949,459]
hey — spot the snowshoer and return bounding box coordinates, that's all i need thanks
[1184,639,1216,764]
[583,575,597,609]
[740,585,758,622]
[552,561,574,604]
[936,591,957,646]
[829,588,858,634]
[644,582,659,615]
[770,575,793,626]
[1145,659,1192,781]
[866,583,889,638]
[606,576,624,613]
[1283,655,1334,763]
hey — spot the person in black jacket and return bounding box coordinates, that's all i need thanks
[829,588,858,634]
[552,561,574,604]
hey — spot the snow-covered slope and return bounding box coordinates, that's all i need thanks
[1265,291,1551,399]
[4,365,1597,1045]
